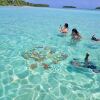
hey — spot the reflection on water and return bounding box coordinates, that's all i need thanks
[0,7,100,100]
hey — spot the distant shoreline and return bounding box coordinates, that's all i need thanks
[0,6,100,11]
[0,0,49,7]
[63,6,76,8]
[96,7,100,10]
[0,5,49,7]
[0,0,100,10]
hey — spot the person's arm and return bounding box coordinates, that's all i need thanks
[59,25,63,32]
[84,53,89,66]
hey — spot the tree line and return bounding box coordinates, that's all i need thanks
[0,0,49,7]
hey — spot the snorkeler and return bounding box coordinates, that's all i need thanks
[91,34,100,41]
[70,53,100,73]
[84,53,100,73]
[59,23,68,34]
[71,28,81,40]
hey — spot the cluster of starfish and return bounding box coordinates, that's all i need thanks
[22,46,68,70]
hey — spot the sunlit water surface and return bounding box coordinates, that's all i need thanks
[0,7,100,100]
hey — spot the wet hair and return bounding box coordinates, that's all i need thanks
[72,28,80,36]
[64,23,68,28]
[72,28,78,34]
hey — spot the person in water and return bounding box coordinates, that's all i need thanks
[59,23,68,34]
[71,28,81,40]
[91,34,100,41]
[70,53,100,73]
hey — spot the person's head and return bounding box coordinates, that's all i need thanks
[64,23,68,28]
[72,28,79,35]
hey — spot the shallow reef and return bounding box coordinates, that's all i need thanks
[22,46,68,70]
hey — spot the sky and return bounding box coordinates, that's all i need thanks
[26,0,100,9]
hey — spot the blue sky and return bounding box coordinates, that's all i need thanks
[26,0,100,9]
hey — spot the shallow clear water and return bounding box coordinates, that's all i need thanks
[0,7,100,100]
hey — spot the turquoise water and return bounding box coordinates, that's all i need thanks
[0,7,100,100]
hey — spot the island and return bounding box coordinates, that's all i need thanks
[96,7,100,9]
[0,0,49,7]
[63,6,76,8]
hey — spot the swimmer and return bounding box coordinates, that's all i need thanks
[71,28,81,40]
[59,23,68,34]
[91,34,100,41]
[70,53,100,73]
[84,53,100,73]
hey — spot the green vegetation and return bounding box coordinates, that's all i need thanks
[0,0,49,7]
[63,6,76,8]
[96,7,100,9]
[31,4,49,7]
